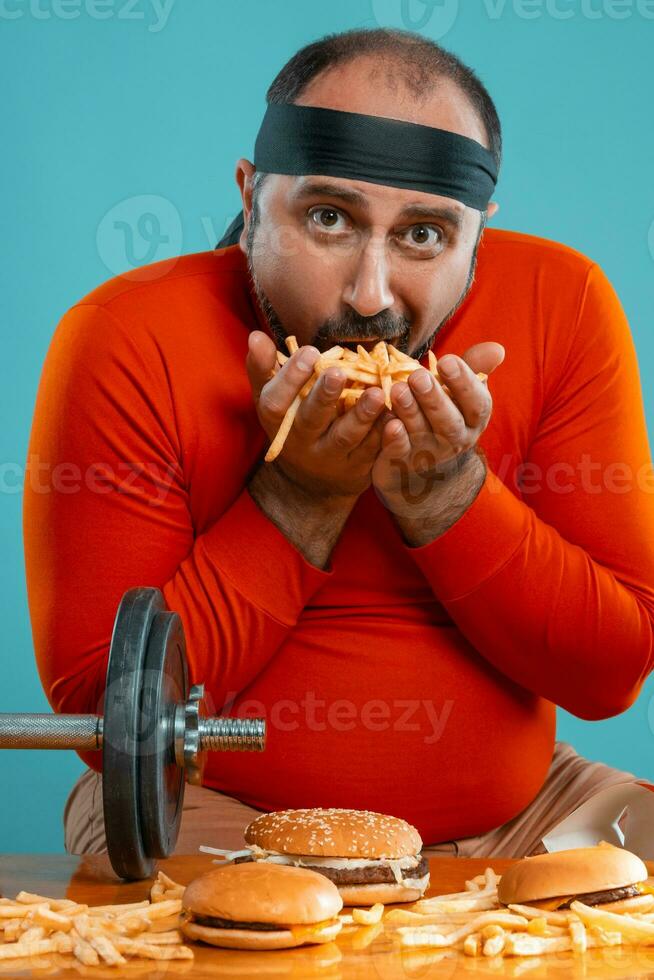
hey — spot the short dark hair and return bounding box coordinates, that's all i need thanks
[266,27,501,174]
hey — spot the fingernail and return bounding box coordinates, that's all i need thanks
[397,386,413,408]
[412,370,434,394]
[439,356,460,378]
[298,349,318,371]
[323,372,343,395]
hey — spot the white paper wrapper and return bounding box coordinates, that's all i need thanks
[542,781,654,860]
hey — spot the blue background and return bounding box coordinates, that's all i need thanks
[1,0,653,852]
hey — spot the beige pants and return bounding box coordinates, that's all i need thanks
[63,741,638,860]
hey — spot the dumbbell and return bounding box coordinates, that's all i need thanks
[0,587,266,881]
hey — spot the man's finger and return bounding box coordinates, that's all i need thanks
[317,385,386,452]
[407,369,467,449]
[245,331,279,402]
[458,341,505,377]
[255,343,320,424]
[430,358,493,431]
[293,368,348,439]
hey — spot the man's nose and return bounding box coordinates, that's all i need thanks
[341,238,394,318]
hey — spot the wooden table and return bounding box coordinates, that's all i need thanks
[2,854,654,978]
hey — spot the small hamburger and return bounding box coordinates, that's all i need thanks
[180,862,343,950]
[497,843,650,911]
[241,808,429,906]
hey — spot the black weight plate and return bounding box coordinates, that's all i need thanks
[103,587,165,880]
[139,610,187,859]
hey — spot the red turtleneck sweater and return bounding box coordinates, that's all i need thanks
[23,230,654,843]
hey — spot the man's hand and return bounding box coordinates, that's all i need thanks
[247,330,387,500]
[371,342,505,541]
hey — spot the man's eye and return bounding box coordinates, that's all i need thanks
[400,225,444,248]
[309,207,347,231]
[307,210,444,250]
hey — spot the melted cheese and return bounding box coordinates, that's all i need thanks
[289,918,341,943]
[530,882,649,909]
[527,896,573,911]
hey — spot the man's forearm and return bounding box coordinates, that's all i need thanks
[393,450,487,547]
[248,462,358,570]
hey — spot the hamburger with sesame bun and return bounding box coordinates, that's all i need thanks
[239,808,429,906]
[180,862,343,950]
[497,843,650,911]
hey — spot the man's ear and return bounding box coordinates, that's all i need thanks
[235,158,256,216]
[487,201,500,220]
[235,157,256,253]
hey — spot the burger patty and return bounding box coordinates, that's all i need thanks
[557,884,640,909]
[192,914,285,932]
[232,854,429,886]
[303,855,429,887]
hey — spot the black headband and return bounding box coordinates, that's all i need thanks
[215,102,498,250]
[255,103,497,210]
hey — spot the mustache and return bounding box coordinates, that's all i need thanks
[315,310,411,344]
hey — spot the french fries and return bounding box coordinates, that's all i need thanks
[264,335,488,462]
[352,903,384,925]
[0,870,193,965]
[7,859,653,966]
[387,863,654,962]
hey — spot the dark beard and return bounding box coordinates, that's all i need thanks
[245,212,485,359]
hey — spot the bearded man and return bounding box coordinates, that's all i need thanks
[24,27,654,859]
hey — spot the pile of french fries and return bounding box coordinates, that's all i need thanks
[0,870,193,968]
[264,335,488,463]
[382,866,654,959]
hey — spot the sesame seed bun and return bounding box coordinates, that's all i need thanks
[245,808,423,859]
[497,844,648,906]
[181,862,343,951]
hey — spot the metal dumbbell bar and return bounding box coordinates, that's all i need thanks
[0,587,266,881]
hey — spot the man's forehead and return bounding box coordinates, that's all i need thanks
[285,176,467,229]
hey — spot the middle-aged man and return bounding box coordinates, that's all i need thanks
[24,27,654,860]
